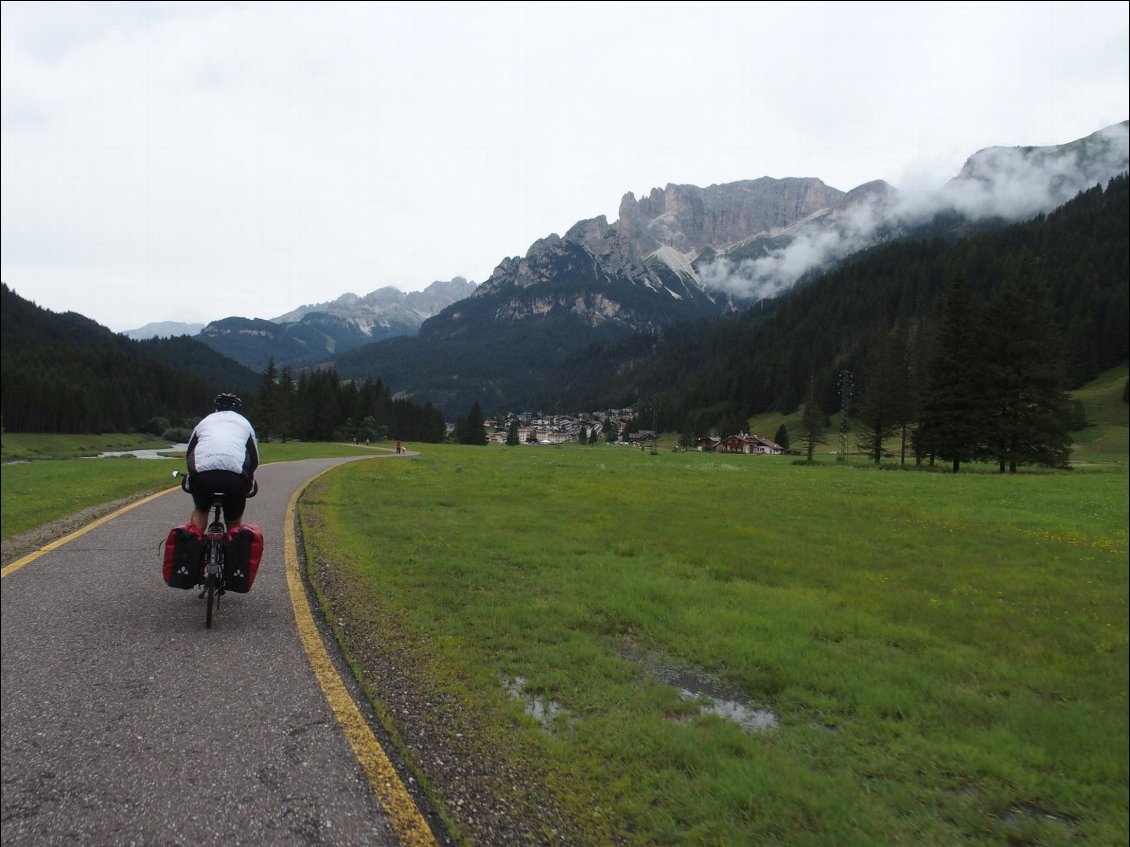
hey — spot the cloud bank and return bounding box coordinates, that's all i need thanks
[699,122,1130,301]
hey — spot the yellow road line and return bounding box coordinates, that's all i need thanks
[285,471,439,847]
[2,488,174,579]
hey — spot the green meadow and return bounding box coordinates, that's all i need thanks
[0,438,378,541]
[301,440,1128,846]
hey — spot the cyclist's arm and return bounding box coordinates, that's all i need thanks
[185,430,200,475]
[245,432,260,477]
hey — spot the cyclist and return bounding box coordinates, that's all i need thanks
[185,393,259,532]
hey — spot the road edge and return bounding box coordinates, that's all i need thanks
[284,466,440,847]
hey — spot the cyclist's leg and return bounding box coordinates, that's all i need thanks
[189,471,224,530]
[217,475,248,531]
[191,470,245,529]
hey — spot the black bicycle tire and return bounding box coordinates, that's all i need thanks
[205,572,215,628]
[205,542,218,629]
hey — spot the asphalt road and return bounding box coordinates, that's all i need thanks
[1,455,437,846]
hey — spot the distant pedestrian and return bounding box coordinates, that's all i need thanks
[396,440,402,454]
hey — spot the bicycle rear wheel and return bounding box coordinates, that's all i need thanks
[204,545,220,629]
[205,572,215,628]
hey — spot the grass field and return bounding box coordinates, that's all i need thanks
[300,440,1127,847]
[0,431,174,463]
[0,439,381,541]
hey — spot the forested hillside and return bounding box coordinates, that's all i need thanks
[544,173,1129,435]
[1,284,257,433]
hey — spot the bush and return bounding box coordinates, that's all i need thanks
[162,427,193,444]
[142,416,171,436]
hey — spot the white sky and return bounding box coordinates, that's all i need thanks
[2,1,1127,332]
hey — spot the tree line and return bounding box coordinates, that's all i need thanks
[1,284,253,434]
[249,361,446,444]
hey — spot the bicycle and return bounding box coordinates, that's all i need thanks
[173,471,257,629]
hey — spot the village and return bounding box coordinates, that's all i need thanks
[480,411,786,454]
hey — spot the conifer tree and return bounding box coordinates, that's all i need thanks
[978,251,1072,472]
[773,423,790,450]
[797,374,826,462]
[276,365,295,442]
[918,270,984,472]
[506,419,520,446]
[856,334,901,466]
[459,401,488,445]
[255,358,279,441]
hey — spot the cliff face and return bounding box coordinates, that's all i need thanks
[471,175,887,329]
[616,178,850,254]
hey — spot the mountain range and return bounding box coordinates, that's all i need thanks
[103,120,1130,417]
[330,121,1129,414]
[123,277,478,371]
[4,121,1126,436]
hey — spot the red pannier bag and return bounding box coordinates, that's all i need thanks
[163,523,203,589]
[224,525,264,593]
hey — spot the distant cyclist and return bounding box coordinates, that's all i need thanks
[185,393,259,532]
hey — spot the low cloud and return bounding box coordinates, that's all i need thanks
[701,123,1129,300]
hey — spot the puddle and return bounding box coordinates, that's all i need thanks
[622,644,778,733]
[501,675,566,730]
[89,443,188,460]
[678,688,779,731]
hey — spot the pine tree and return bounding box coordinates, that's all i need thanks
[918,269,984,472]
[459,401,488,445]
[255,359,279,442]
[797,373,826,462]
[276,365,295,442]
[899,317,929,466]
[506,419,520,446]
[978,251,1072,472]
[773,423,790,450]
[856,334,901,466]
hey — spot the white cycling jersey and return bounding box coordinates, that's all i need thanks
[187,411,259,480]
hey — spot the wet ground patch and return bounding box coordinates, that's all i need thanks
[619,642,778,733]
[501,675,569,731]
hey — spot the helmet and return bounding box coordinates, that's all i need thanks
[213,393,242,412]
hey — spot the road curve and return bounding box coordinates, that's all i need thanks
[1,455,442,846]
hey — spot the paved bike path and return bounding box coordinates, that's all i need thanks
[1,455,439,846]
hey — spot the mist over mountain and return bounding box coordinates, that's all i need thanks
[540,171,1128,428]
[334,122,1128,415]
[697,121,1129,301]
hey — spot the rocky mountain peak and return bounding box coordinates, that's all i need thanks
[616,177,847,255]
[273,277,476,326]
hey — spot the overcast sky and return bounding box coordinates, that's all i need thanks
[2,1,1127,332]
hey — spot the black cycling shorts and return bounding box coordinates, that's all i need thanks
[190,469,249,524]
